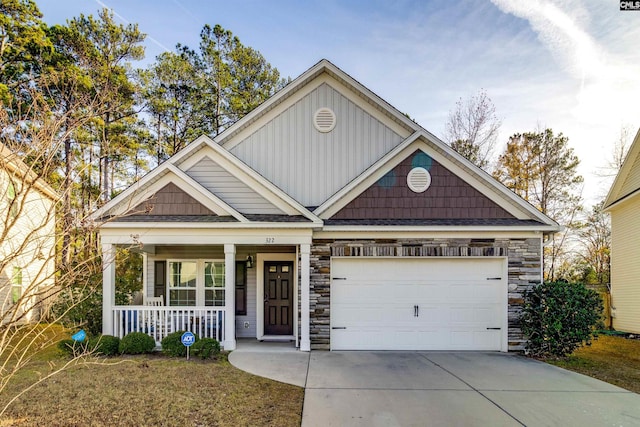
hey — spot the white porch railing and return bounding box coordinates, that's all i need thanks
[112,306,225,345]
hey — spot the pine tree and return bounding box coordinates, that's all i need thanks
[494,129,584,280]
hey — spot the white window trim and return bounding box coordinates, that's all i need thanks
[203,260,226,307]
[166,259,225,306]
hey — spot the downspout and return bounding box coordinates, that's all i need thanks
[296,244,300,349]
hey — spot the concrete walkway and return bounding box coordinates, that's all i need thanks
[228,339,309,387]
[229,346,640,426]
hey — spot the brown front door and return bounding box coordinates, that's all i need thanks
[264,261,294,335]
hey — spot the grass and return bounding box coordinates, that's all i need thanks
[548,334,640,394]
[1,329,303,426]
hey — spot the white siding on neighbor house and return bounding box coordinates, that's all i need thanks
[619,152,640,198]
[184,157,285,215]
[1,170,55,322]
[610,196,640,334]
[144,246,257,338]
[230,83,404,207]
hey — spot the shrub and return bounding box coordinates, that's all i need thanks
[521,281,604,357]
[119,332,156,354]
[52,287,103,336]
[161,331,199,357]
[192,338,220,359]
[89,335,120,356]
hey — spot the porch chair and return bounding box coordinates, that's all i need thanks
[145,296,164,306]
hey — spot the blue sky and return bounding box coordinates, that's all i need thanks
[38,0,640,203]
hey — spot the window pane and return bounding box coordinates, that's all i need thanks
[205,289,225,306]
[214,263,225,287]
[205,262,225,288]
[11,285,21,304]
[169,262,196,288]
[8,182,17,218]
[12,266,22,285]
[204,262,214,287]
[169,289,196,306]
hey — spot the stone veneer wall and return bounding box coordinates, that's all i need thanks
[309,237,542,351]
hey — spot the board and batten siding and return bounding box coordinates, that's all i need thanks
[610,197,640,334]
[230,83,404,207]
[144,246,257,337]
[185,157,284,215]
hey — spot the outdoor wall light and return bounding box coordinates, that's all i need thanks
[246,255,254,269]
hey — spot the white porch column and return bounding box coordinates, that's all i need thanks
[224,244,236,350]
[300,244,311,352]
[102,243,116,335]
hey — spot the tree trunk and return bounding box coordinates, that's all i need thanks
[61,134,72,267]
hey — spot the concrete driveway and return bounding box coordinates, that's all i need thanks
[302,351,640,427]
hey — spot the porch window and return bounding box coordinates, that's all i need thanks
[168,261,197,306]
[204,261,225,306]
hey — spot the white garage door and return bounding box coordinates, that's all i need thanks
[331,258,506,351]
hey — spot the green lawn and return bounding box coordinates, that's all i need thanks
[1,330,303,426]
[547,334,640,394]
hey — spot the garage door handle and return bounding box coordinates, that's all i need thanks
[486,327,501,330]
[332,327,346,330]
[414,305,419,317]
[486,277,502,280]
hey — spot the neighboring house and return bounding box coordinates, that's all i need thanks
[92,60,559,352]
[1,143,57,324]
[604,128,640,334]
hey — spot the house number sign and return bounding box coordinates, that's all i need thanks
[265,237,275,244]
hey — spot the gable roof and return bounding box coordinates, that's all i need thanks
[90,135,321,226]
[314,131,559,230]
[1,143,58,201]
[92,60,559,232]
[216,59,420,149]
[604,128,640,210]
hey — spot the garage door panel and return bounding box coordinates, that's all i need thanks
[334,328,438,350]
[449,331,499,349]
[334,306,415,324]
[331,258,506,351]
[448,305,501,323]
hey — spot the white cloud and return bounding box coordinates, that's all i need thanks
[490,0,640,128]
[489,0,640,202]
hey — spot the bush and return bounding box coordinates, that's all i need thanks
[119,332,156,354]
[192,338,220,359]
[161,331,199,357]
[89,335,120,356]
[521,281,604,357]
[52,287,103,336]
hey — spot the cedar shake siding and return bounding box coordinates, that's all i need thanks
[332,150,515,220]
[127,183,216,217]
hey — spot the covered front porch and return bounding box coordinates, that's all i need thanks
[100,227,313,351]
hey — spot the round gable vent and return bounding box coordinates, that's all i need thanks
[407,167,431,193]
[313,107,336,132]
